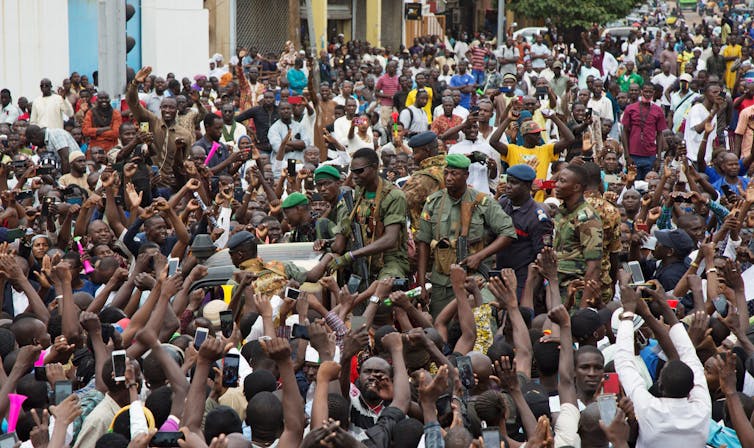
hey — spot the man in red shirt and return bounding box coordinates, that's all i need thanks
[467,38,493,85]
[621,83,668,179]
[375,61,400,126]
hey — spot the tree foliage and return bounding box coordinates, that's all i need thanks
[509,0,646,27]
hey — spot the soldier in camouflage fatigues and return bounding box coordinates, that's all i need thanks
[584,190,622,300]
[582,162,622,301]
[553,165,604,310]
[554,199,603,297]
[416,154,517,317]
[404,131,446,235]
[329,149,409,281]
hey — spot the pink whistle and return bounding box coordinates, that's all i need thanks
[204,141,221,165]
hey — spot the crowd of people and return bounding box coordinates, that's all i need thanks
[5,2,754,447]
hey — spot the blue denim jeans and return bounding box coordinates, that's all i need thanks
[631,155,656,180]
[471,69,485,85]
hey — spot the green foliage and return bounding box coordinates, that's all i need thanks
[509,0,645,27]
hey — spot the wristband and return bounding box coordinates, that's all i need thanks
[706,268,718,274]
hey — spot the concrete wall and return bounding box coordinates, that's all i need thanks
[140,0,209,79]
[0,0,70,99]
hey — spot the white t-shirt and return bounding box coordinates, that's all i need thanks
[684,102,716,164]
[651,73,678,106]
[587,95,614,120]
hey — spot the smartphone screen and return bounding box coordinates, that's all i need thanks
[714,296,729,317]
[291,323,310,340]
[0,433,19,448]
[222,354,240,388]
[150,431,186,447]
[285,287,300,300]
[139,122,150,133]
[194,327,209,349]
[347,274,362,294]
[481,428,501,448]
[54,380,72,405]
[168,257,179,276]
[627,261,645,284]
[597,394,617,424]
[457,355,474,389]
[219,310,234,338]
[287,159,296,175]
[112,350,127,381]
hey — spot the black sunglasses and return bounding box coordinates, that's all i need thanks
[351,165,371,174]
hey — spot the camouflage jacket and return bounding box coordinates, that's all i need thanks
[585,190,622,287]
[554,199,603,285]
[403,155,446,234]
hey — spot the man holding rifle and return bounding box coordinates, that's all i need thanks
[416,154,516,317]
[327,148,409,290]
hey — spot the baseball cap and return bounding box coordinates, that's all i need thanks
[521,121,542,135]
[679,73,693,82]
[654,228,695,256]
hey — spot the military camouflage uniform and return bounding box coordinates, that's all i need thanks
[584,191,622,301]
[403,155,446,235]
[239,258,307,297]
[417,188,516,317]
[334,178,409,280]
[554,199,603,296]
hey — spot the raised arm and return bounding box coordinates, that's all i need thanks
[549,305,577,405]
[489,271,532,379]
[450,265,476,354]
[126,67,157,124]
[263,338,305,448]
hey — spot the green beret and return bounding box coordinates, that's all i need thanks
[313,165,341,182]
[445,154,470,169]
[282,192,309,209]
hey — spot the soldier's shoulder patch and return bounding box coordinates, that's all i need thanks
[421,210,431,221]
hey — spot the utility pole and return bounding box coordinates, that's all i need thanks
[497,0,505,43]
[289,0,301,48]
[98,0,127,97]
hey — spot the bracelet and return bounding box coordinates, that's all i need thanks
[55,295,63,301]
[706,268,718,274]
[126,382,139,389]
[690,262,699,269]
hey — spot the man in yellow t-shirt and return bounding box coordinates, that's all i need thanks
[405,72,434,123]
[492,114,574,202]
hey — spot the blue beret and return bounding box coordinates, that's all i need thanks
[227,230,255,250]
[407,131,437,148]
[506,164,536,182]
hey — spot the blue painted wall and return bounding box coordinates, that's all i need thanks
[68,0,142,81]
